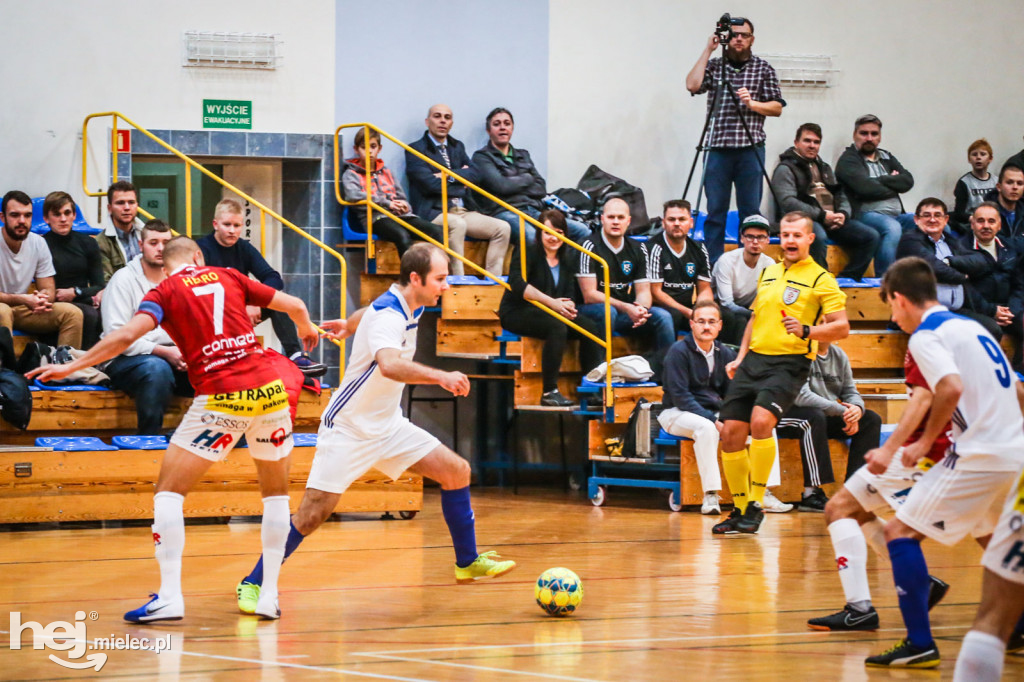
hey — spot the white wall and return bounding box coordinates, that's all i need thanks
[548,0,1024,217]
[0,0,335,210]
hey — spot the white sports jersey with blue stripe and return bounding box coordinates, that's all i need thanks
[321,284,423,438]
[908,305,1024,470]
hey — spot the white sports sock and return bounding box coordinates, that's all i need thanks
[953,630,1005,682]
[153,491,185,603]
[258,496,291,602]
[862,517,888,559]
[828,518,871,607]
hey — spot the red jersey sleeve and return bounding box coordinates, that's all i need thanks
[903,351,928,390]
[138,282,171,325]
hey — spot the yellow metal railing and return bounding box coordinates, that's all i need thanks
[82,112,348,365]
[333,123,615,408]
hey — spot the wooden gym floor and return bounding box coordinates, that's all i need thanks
[1,488,1020,680]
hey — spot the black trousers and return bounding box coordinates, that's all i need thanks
[71,302,102,350]
[776,405,882,486]
[266,308,302,357]
[499,306,604,392]
[353,213,445,257]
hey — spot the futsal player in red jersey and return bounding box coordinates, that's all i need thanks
[30,236,319,622]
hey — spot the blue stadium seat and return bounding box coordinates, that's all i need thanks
[691,211,706,241]
[112,435,168,450]
[836,277,881,288]
[293,432,317,447]
[724,210,739,243]
[30,197,100,235]
[36,436,117,451]
[341,206,376,242]
[447,275,506,286]
[32,380,109,391]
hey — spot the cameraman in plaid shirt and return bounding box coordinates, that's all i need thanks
[686,17,785,265]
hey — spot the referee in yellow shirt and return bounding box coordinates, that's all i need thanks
[713,211,850,535]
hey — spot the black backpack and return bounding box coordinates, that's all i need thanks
[619,398,663,459]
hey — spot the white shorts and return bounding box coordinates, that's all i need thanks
[895,455,1015,546]
[171,379,293,462]
[306,418,441,494]
[981,468,1024,584]
[846,448,929,514]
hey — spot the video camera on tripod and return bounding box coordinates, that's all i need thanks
[715,13,748,44]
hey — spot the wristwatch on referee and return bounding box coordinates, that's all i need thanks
[801,325,811,339]
[74,286,83,298]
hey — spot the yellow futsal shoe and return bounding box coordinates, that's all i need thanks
[236,581,260,614]
[455,551,516,584]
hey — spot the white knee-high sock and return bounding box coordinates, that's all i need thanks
[258,496,291,601]
[828,518,871,609]
[953,630,1005,682]
[862,517,888,559]
[153,491,185,602]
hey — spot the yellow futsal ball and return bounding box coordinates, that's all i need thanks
[535,567,583,616]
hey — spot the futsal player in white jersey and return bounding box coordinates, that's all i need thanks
[863,257,1024,669]
[234,243,515,615]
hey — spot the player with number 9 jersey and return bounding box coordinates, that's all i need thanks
[138,264,282,395]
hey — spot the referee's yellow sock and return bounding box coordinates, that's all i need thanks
[748,437,776,506]
[721,449,750,514]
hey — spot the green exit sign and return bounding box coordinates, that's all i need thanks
[202,99,252,129]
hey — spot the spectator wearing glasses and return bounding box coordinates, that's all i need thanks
[895,197,1002,338]
[711,215,776,345]
[686,16,785,265]
[836,115,916,275]
[771,123,879,279]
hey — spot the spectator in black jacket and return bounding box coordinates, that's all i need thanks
[471,108,590,246]
[770,123,878,278]
[197,198,326,377]
[658,301,736,514]
[947,202,1024,358]
[895,197,1002,338]
[835,115,915,275]
[498,209,602,407]
[405,104,509,276]
[41,192,104,348]
[982,164,1024,248]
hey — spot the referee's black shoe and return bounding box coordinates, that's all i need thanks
[711,507,742,535]
[736,501,764,534]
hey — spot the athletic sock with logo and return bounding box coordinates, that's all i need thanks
[747,437,775,505]
[721,449,750,513]
[257,496,291,603]
[440,486,478,568]
[153,491,185,603]
[828,518,871,611]
[888,537,933,648]
[243,521,305,586]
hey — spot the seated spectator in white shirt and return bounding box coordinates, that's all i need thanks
[711,214,775,344]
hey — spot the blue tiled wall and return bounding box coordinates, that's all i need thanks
[121,129,347,383]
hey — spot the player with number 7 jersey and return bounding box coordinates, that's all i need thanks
[28,236,321,625]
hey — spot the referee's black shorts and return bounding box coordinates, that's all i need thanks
[719,351,811,422]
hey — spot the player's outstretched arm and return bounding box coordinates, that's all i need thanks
[320,307,367,341]
[266,291,319,351]
[26,313,156,383]
[865,384,932,474]
[375,348,470,396]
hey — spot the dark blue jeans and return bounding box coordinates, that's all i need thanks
[703,145,766,265]
[105,354,193,435]
[579,302,675,352]
[813,218,880,280]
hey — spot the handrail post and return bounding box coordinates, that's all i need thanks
[260,209,266,255]
[441,171,449,249]
[363,125,374,259]
[111,116,119,183]
[185,164,193,237]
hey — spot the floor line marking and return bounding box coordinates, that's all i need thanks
[168,649,434,681]
[356,624,971,656]
[355,653,599,682]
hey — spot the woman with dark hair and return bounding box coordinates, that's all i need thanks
[498,209,603,406]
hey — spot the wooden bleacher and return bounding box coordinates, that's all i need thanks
[0,443,421,524]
